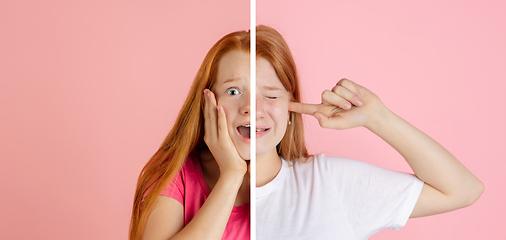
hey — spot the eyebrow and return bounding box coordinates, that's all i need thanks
[222,77,242,84]
[259,85,284,91]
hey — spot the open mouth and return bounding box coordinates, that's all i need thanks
[237,124,269,139]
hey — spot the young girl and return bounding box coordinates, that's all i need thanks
[130,25,483,240]
[130,30,253,240]
[253,25,484,239]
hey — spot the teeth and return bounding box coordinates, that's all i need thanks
[239,124,268,132]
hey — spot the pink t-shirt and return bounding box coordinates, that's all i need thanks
[160,156,250,240]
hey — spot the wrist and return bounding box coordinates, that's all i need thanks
[364,102,394,133]
[218,171,246,187]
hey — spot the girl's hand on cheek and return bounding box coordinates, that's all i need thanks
[289,79,389,130]
[203,89,247,176]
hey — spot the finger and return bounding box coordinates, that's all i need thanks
[289,102,320,115]
[313,111,348,130]
[313,111,332,129]
[216,105,229,139]
[203,89,218,140]
[321,90,352,110]
[203,90,212,142]
[216,105,243,159]
[290,101,343,117]
[330,85,362,107]
[337,78,361,97]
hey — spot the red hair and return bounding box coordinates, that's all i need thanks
[129,25,308,239]
[256,25,309,161]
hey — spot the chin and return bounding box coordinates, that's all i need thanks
[234,144,250,160]
[238,151,250,160]
[231,138,250,160]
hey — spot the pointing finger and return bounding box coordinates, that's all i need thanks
[290,101,344,117]
[289,102,320,115]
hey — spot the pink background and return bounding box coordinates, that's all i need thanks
[0,1,248,239]
[1,1,505,240]
[258,0,505,239]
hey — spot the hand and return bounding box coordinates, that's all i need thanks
[203,89,247,176]
[289,79,388,130]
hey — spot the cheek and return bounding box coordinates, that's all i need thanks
[217,99,238,123]
[265,101,290,124]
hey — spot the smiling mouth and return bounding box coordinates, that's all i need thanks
[237,124,269,139]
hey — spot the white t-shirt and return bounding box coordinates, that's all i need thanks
[256,154,424,240]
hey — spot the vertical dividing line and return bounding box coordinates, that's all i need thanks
[249,0,256,239]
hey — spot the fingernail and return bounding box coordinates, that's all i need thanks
[344,102,351,109]
[355,100,362,106]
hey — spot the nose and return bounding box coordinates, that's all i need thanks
[240,91,250,115]
[255,96,266,120]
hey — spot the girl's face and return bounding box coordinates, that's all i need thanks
[213,50,290,160]
[255,57,291,159]
[213,50,251,160]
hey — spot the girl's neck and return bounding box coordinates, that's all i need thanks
[199,149,250,206]
[199,148,283,193]
[255,149,283,187]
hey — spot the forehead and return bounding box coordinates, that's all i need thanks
[215,50,250,86]
[256,57,285,91]
[215,52,287,92]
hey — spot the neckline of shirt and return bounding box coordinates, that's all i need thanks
[256,157,290,198]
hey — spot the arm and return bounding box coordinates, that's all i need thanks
[289,79,484,218]
[143,90,247,240]
[143,173,244,240]
[365,103,484,217]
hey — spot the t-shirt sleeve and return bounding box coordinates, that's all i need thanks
[160,170,185,205]
[318,154,424,239]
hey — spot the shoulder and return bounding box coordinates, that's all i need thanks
[292,154,411,185]
[172,155,203,178]
[283,154,364,184]
[292,153,371,172]
[160,156,200,195]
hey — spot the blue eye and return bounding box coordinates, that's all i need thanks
[227,88,240,96]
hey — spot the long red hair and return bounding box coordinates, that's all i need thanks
[256,25,309,161]
[129,25,308,239]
